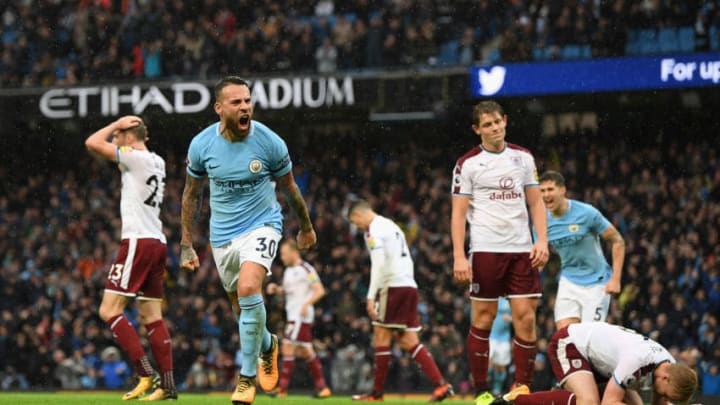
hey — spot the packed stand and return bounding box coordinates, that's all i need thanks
[0,128,719,396]
[1,1,719,87]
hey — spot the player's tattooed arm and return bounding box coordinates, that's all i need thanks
[276,172,317,249]
[180,174,204,271]
[277,172,312,231]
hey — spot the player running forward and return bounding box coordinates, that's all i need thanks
[451,101,549,405]
[180,76,316,405]
[537,171,625,329]
[85,116,177,401]
[348,200,454,403]
[265,240,331,399]
[491,322,698,405]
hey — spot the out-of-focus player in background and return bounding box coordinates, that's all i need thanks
[489,298,512,396]
[180,76,316,405]
[348,199,454,403]
[537,171,625,329]
[491,322,698,405]
[451,101,549,405]
[265,240,331,399]
[85,116,177,401]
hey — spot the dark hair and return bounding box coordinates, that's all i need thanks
[348,199,372,216]
[538,170,566,186]
[472,101,505,125]
[214,76,250,101]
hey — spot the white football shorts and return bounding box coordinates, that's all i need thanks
[490,339,512,366]
[554,277,610,323]
[212,226,281,293]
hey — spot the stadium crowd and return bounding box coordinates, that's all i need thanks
[0,126,719,397]
[1,0,719,87]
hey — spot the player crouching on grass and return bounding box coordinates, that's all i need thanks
[265,240,331,399]
[490,322,697,405]
[85,115,177,401]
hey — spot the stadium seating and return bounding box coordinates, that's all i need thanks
[0,1,715,87]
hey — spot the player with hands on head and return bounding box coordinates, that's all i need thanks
[85,115,177,401]
[450,101,549,405]
[537,171,625,329]
[348,199,454,403]
[180,76,316,404]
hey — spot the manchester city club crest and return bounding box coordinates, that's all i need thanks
[249,159,262,173]
[568,224,579,233]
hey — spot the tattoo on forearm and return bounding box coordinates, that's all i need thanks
[181,179,204,242]
[286,185,312,230]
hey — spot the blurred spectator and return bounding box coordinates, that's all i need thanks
[53,349,86,389]
[99,346,130,389]
[703,362,720,396]
[315,37,338,73]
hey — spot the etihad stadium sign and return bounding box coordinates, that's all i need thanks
[38,77,355,119]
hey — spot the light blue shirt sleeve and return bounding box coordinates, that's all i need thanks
[186,136,207,178]
[265,130,292,177]
[588,205,612,235]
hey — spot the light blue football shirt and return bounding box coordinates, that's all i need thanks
[186,121,292,248]
[538,199,612,286]
[490,297,511,341]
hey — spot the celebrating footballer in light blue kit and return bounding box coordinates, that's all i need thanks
[537,171,625,330]
[186,120,290,249]
[180,76,316,405]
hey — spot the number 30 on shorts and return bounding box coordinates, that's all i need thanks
[255,237,277,259]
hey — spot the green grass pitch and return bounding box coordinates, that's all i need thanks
[0,392,475,404]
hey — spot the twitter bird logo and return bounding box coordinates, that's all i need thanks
[478,66,506,96]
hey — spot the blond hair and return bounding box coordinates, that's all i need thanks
[668,363,698,404]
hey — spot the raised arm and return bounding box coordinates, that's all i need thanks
[451,195,471,284]
[180,173,205,271]
[276,171,316,249]
[601,225,625,294]
[85,116,142,161]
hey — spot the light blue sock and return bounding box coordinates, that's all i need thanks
[260,327,272,353]
[238,294,266,377]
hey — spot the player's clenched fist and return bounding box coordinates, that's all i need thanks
[180,244,199,272]
[296,228,317,250]
[453,256,472,285]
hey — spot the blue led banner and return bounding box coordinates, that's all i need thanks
[469,53,720,97]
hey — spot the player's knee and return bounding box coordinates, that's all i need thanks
[98,304,119,322]
[472,312,495,328]
[236,281,261,297]
[298,346,314,359]
[281,343,295,357]
[139,312,161,325]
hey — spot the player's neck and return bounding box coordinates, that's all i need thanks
[552,198,569,217]
[481,140,505,153]
[127,141,147,151]
[220,123,249,142]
